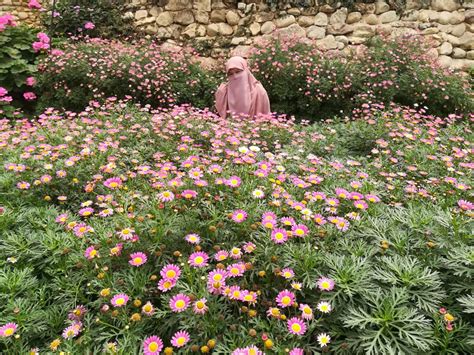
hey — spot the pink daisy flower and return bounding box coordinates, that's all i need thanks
[0,323,17,337]
[231,209,248,223]
[349,192,364,200]
[227,262,246,277]
[185,233,200,244]
[117,227,135,240]
[313,214,327,226]
[281,268,295,279]
[280,217,296,226]
[55,213,68,224]
[289,348,305,355]
[287,317,307,336]
[271,228,288,244]
[299,303,314,320]
[243,242,256,253]
[365,194,381,203]
[214,250,229,261]
[129,252,147,267]
[317,277,335,291]
[171,330,190,348]
[188,252,209,268]
[354,200,369,210]
[335,188,350,199]
[160,264,181,280]
[84,246,98,260]
[142,302,155,316]
[292,224,309,237]
[458,200,474,211]
[104,177,122,189]
[181,189,197,199]
[208,269,228,284]
[62,324,80,339]
[226,176,242,188]
[169,294,190,313]
[143,335,163,355]
[157,278,176,292]
[159,191,175,202]
[262,211,277,222]
[78,207,94,217]
[193,298,208,314]
[276,290,295,308]
[111,293,129,307]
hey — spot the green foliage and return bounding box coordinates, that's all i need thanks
[0,25,38,117]
[43,0,134,39]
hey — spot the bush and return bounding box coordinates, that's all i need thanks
[0,16,44,117]
[249,34,473,120]
[43,0,134,39]
[36,39,224,113]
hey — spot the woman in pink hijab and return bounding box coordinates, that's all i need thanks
[215,56,271,119]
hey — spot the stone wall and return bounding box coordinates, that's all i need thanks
[0,0,42,26]
[125,0,474,70]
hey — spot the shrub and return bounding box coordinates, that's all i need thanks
[36,39,224,113]
[43,0,134,39]
[0,15,44,117]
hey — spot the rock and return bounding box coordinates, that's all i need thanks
[249,22,260,36]
[194,57,219,71]
[210,9,226,22]
[449,23,466,36]
[426,48,439,60]
[422,27,440,35]
[165,0,191,11]
[237,2,246,11]
[193,0,211,12]
[327,24,354,35]
[375,1,390,14]
[330,8,348,25]
[225,10,240,26]
[277,24,306,38]
[206,23,219,36]
[380,11,399,23]
[438,55,453,68]
[316,35,339,50]
[348,36,368,45]
[156,12,173,26]
[135,10,148,20]
[156,27,172,39]
[288,8,301,16]
[319,5,335,14]
[451,59,474,70]
[219,23,234,36]
[261,21,276,34]
[431,0,460,12]
[335,35,349,45]
[452,48,466,58]
[365,14,379,25]
[418,10,439,22]
[347,12,362,24]
[438,42,453,55]
[314,13,329,26]
[194,11,209,24]
[402,10,419,21]
[136,17,156,26]
[255,12,274,23]
[352,24,376,37]
[390,27,418,37]
[231,37,247,45]
[149,7,161,17]
[298,16,315,27]
[123,12,134,20]
[466,10,474,25]
[458,32,474,50]
[182,23,200,38]
[275,15,296,28]
[231,45,252,58]
[438,11,464,25]
[467,50,474,60]
[306,26,326,39]
[406,0,422,10]
[174,10,194,25]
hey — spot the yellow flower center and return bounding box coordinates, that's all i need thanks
[196,301,204,309]
[148,342,158,352]
[213,274,222,281]
[4,328,14,336]
[230,268,239,275]
[236,213,243,220]
[292,323,301,332]
[115,298,125,305]
[281,296,291,305]
[177,337,186,346]
[109,182,118,188]
[133,257,142,264]
[166,270,176,278]
[175,300,185,309]
[194,256,204,264]
[304,307,312,314]
[321,281,330,289]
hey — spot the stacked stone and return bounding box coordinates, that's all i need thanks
[125,0,473,70]
[0,0,42,26]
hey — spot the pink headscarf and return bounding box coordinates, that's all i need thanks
[215,56,271,119]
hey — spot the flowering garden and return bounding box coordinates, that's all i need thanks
[1,3,474,355]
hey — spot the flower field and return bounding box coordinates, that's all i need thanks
[0,99,473,354]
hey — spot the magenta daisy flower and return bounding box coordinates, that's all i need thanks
[349,192,364,200]
[299,303,314,320]
[289,348,304,355]
[292,224,309,237]
[271,228,288,244]
[160,264,181,280]
[243,242,256,253]
[129,252,147,267]
[104,177,122,189]
[317,277,335,291]
[188,252,209,268]
[169,294,190,313]
[193,298,208,314]
[276,290,296,308]
[354,200,368,210]
[214,250,229,261]
[143,335,163,355]
[0,323,17,337]
[141,301,155,316]
[17,181,30,190]
[335,188,350,199]
[365,194,381,203]
[208,269,228,284]
[157,278,176,292]
[185,233,200,244]
[117,227,135,240]
[159,191,175,202]
[111,293,129,307]
[68,305,87,321]
[62,324,80,339]
[84,246,98,260]
[326,198,340,207]
[313,214,327,225]
[280,216,296,226]
[226,175,242,188]
[281,268,295,279]
[227,262,246,277]
[287,317,307,335]
[78,207,94,217]
[458,199,474,211]
[312,191,326,201]
[181,189,197,199]
[171,330,190,348]
[231,209,248,223]
[55,213,68,224]
[262,211,277,222]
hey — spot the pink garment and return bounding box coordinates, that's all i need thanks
[215,56,271,119]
